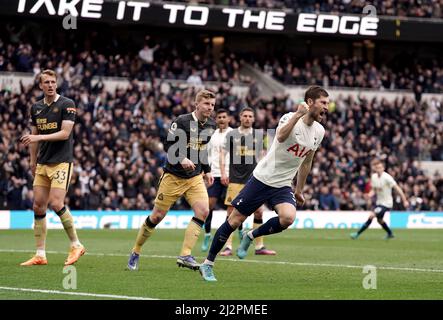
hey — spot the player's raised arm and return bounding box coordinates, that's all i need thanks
[294,150,315,205]
[276,102,309,143]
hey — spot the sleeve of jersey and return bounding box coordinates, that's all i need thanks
[278,113,292,127]
[62,100,77,122]
[388,174,397,188]
[165,118,188,163]
[30,105,36,127]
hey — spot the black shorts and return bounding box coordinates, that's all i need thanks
[207,177,227,199]
[232,176,297,216]
[374,205,390,219]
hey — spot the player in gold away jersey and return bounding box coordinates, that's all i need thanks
[20,69,85,266]
[127,89,216,271]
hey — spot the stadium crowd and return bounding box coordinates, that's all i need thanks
[255,55,443,94]
[0,34,247,84]
[1,69,442,212]
[1,33,442,94]
[186,0,443,18]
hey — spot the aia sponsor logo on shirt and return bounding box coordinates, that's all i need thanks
[286,143,312,158]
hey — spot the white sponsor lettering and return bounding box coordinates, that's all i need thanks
[222,8,285,30]
[58,0,80,16]
[80,0,103,19]
[163,4,185,24]
[297,13,378,36]
[19,0,103,18]
[183,5,209,26]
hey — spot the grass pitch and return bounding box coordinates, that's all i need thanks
[0,229,442,300]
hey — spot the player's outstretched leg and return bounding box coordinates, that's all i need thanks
[237,203,294,259]
[127,215,158,271]
[351,216,374,239]
[199,212,245,281]
[54,206,86,265]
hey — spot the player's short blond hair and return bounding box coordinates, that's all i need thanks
[39,69,57,83]
[195,89,216,104]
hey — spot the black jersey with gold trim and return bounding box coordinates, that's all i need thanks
[30,95,76,164]
[164,112,216,179]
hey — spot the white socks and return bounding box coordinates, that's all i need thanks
[204,259,214,266]
[36,249,46,258]
[71,240,82,248]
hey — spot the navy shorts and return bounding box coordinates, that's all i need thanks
[232,176,297,216]
[374,205,390,219]
[207,177,227,198]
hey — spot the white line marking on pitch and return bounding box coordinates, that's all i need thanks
[0,286,157,300]
[2,249,443,274]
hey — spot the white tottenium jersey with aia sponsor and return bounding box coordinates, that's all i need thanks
[253,112,325,188]
[371,172,397,208]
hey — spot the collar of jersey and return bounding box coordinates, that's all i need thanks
[192,111,208,126]
[238,127,253,135]
[44,94,60,106]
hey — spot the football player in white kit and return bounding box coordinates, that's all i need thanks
[199,86,329,281]
[351,158,409,240]
[202,109,233,251]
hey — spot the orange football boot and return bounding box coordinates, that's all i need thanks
[20,255,48,266]
[64,245,86,266]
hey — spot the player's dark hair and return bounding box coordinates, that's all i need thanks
[239,106,254,115]
[39,69,57,83]
[304,86,329,103]
[216,108,229,115]
[371,158,383,166]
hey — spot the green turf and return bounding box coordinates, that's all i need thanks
[0,229,442,300]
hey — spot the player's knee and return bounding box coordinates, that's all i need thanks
[50,202,65,213]
[253,210,263,219]
[150,209,167,224]
[377,218,384,224]
[33,203,46,215]
[228,211,245,228]
[279,215,295,228]
[199,207,210,219]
